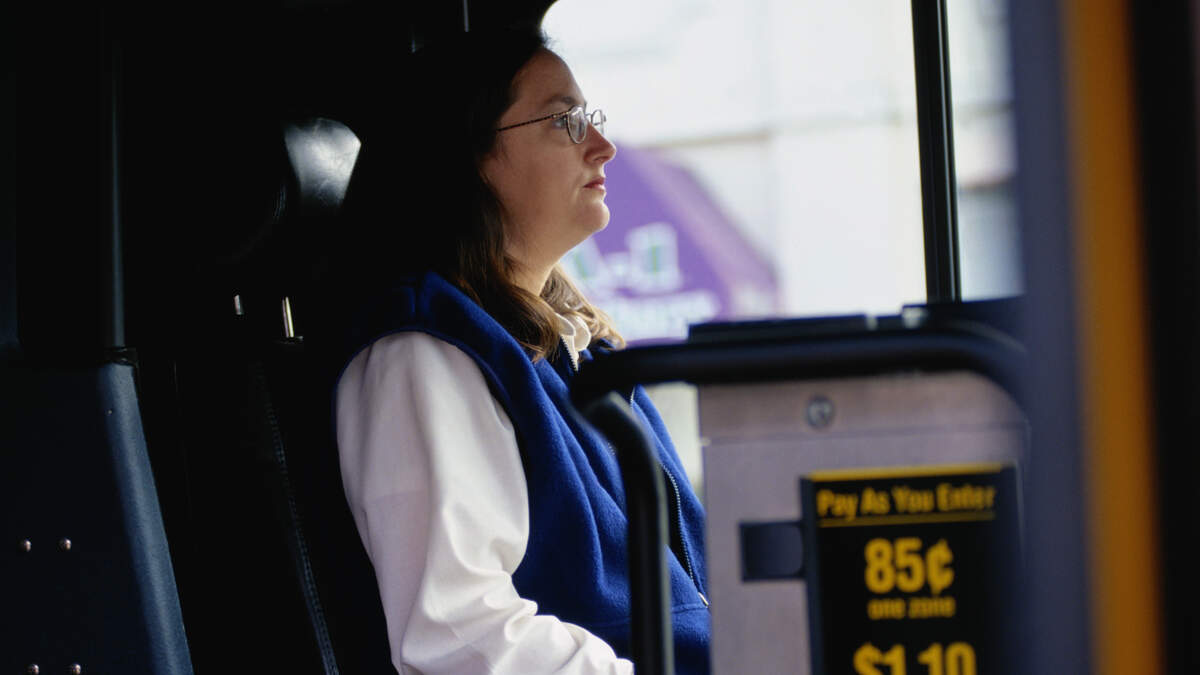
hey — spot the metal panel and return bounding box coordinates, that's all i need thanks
[702,371,1025,674]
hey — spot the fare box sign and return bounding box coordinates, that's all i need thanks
[800,465,1021,675]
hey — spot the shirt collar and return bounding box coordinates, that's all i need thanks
[555,312,592,362]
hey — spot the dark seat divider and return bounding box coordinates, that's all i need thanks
[2,362,193,675]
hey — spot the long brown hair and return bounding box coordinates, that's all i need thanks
[359,26,623,360]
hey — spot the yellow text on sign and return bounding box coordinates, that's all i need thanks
[853,642,978,675]
[815,482,997,522]
[864,537,954,595]
[867,595,956,620]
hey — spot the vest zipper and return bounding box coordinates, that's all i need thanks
[560,335,579,373]
[567,337,703,605]
[662,463,709,608]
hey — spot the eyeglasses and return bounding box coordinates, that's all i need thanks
[496,105,606,144]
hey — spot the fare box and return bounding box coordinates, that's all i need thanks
[800,464,1021,675]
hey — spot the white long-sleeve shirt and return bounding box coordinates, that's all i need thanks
[335,315,635,675]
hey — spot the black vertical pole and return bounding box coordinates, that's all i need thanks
[1008,0,1092,672]
[0,6,15,355]
[105,26,126,351]
[582,393,673,675]
[911,0,962,303]
[1128,3,1200,672]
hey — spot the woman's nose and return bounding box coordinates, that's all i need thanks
[587,125,617,163]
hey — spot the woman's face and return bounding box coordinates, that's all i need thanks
[482,50,617,282]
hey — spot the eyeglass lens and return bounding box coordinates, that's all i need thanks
[569,108,605,143]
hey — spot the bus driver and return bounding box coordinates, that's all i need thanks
[332,26,711,675]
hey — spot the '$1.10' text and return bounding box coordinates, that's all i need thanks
[853,642,977,675]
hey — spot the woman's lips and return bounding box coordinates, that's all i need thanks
[584,177,606,190]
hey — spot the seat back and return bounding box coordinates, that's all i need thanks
[135,117,395,674]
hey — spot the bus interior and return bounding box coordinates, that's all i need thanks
[3,1,1195,674]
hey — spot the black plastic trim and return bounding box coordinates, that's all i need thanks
[572,329,1021,408]
[911,0,961,302]
[740,521,805,581]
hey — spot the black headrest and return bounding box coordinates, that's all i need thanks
[168,117,362,334]
[200,117,360,270]
[282,118,361,220]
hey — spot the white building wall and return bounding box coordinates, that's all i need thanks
[546,0,1018,315]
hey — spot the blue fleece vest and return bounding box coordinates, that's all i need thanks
[338,271,710,674]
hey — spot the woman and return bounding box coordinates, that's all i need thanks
[333,26,710,674]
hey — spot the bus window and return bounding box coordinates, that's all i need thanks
[945,0,1021,299]
[544,0,927,338]
[544,1,947,495]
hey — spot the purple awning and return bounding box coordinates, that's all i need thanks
[563,144,778,342]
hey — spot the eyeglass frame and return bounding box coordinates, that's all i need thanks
[496,105,606,144]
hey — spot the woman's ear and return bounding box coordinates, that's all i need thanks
[479,137,510,184]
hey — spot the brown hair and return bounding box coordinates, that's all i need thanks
[368,26,623,360]
[453,261,625,360]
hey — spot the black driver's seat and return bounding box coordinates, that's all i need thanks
[135,117,396,674]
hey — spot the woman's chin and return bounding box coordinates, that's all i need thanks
[586,204,611,233]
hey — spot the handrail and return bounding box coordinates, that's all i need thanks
[570,325,1023,675]
[573,329,1022,408]
[579,393,674,675]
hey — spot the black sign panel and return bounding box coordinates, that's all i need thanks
[802,465,1020,675]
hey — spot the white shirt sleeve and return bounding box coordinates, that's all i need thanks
[335,331,633,675]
